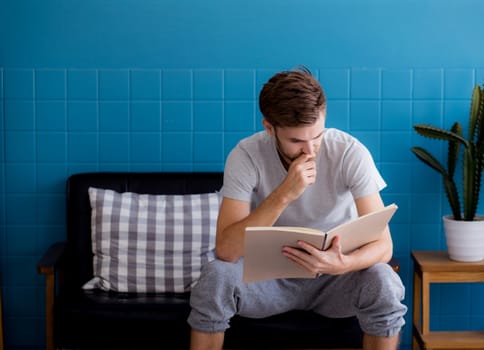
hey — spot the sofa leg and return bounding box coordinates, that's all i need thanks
[45,273,55,350]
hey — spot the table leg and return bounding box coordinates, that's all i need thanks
[413,270,422,350]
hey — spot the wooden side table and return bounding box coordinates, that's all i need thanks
[412,251,484,350]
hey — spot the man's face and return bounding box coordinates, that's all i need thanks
[265,112,326,167]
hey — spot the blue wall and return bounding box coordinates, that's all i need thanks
[1,1,484,349]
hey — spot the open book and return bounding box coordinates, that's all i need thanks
[243,203,398,283]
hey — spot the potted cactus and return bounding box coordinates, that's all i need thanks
[411,84,484,262]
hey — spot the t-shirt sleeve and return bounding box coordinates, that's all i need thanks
[342,139,386,199]
[222,145,258,202]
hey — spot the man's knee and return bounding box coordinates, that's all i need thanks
[361,263,405,299]
[201,258,242,280]
[188,259,242,333]
[357,263,407,337]
[191,258,242,304]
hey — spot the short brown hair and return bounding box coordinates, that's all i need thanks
[259,67,326,127]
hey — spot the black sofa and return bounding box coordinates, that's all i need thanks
[37,172,398,350]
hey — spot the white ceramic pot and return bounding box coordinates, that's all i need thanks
[443,215,484,262]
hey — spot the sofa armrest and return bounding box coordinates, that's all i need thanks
[37,241,67,275]
[37,241,66,350]
[389,256,400,273]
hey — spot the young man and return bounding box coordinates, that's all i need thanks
[188,67,407,350]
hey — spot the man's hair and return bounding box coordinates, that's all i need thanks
[259,66,326,127]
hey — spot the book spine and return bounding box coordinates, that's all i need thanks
[321,233,328,250]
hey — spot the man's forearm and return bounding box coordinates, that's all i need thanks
[344,230,393,272]
[215,187,293,262]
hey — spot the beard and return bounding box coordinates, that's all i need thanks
[275,137,302,163]
[274,134,319,168]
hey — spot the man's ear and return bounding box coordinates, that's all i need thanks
[262,119,275,136]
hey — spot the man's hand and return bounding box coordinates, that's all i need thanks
[281,236,350,275]
[279,154,317,202]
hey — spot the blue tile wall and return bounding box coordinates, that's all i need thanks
[194,102,223,131]
[35,69,66,100]
[2,1,484,349]
[130,70,161,100]
[2,66,484,350]
[193,70,223,100]
[67,69,98,100]
[0,68,4,270]
[224,69,255,100]
[99,70,130,100]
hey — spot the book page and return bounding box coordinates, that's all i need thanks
[324,203,398,254]
[243,227,325,283]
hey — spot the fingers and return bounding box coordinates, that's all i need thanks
[295,240,321,254]
[288,154,317,184]
[326,235,342,253]
[292,153,316,171]
[282,241,321,273]
[277,153,317,203]
[282,237,346,275]
[282,245,317,274]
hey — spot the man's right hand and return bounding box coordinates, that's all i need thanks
[279,153,317,202]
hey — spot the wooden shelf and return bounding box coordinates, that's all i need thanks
[412,251,484,350]
[419,331,484,349]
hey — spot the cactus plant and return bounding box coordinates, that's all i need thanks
[411,84,484,221]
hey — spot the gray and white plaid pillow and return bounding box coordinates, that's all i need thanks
[83,187,221,293]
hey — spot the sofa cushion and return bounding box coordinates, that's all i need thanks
[83,187,220,293]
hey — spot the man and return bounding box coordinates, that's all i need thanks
[188,67,407,350]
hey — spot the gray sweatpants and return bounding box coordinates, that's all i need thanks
[188,258,407,337]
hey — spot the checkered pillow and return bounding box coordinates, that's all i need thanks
[83,187,221,293]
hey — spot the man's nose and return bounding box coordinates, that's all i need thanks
[302,142,316,156]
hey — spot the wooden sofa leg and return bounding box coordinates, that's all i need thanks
[45,273,55,350]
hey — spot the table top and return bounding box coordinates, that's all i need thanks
[412,251,484,272]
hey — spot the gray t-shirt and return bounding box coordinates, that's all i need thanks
[222,128,386,231]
